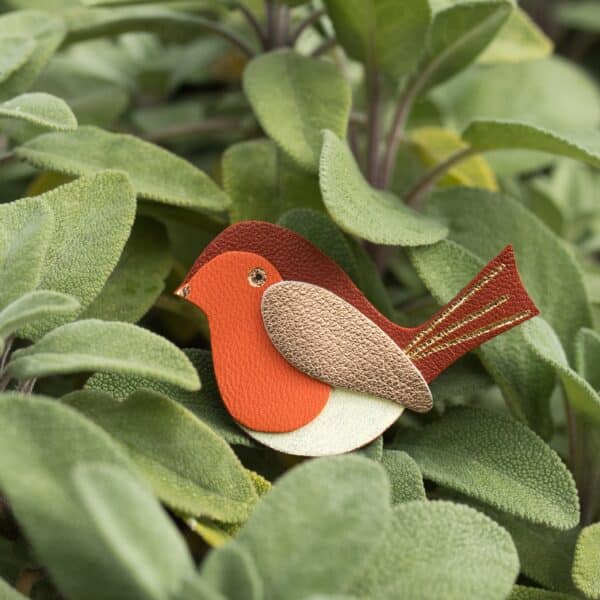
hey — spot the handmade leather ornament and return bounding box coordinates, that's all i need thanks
[177,221,539,456]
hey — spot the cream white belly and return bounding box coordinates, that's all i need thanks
[242,388,404,456]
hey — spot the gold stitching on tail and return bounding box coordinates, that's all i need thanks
[409,310,533,360]
[404,263,507,353]
[406,295,510,359]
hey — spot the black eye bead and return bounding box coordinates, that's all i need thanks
[248,267,267,287]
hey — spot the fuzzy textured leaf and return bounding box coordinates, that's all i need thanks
[8,319,200,390]
[572,523,600,599]
[16,126,229,210]
[223,139,323,223]
[463,120,600,168]
[0,197,53,309]
[323,0,431,78]
[350,501,519,600]
[396,407,579,529]
[0,394,138,600]
[381,450,426,504]
[64,390,257,522]
[72,463,194,600]
[235,456,391,598]
[18,172,136,337]
[419,1,513,92]
[82,217,172,323]
[243,51,351,172]
[319,131,448,245]
[0,93,77,136]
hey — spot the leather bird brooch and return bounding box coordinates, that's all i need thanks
[176,221,539,456]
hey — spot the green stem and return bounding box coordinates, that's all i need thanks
[17,378,36,395]
[201,20,256,57]
[143,118,245,142]
[290,9,325,45]
[404,147,475,208]
[0,372,11,392]
[233,1,267,49]
[310,37,336,57]
[0,335,14,374]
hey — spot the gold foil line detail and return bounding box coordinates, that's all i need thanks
[410,310,533,360]
[404,262,507,353]
[406,295,510,359]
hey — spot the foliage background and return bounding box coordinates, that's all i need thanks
[0,0,599,598]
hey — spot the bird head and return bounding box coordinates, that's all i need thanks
[175,250,283,318]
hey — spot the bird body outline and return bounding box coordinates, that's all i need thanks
[177,221,539,455]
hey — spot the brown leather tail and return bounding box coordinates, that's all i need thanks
[404,245,539,383]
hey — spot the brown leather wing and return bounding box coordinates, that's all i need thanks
[261,281,433,413]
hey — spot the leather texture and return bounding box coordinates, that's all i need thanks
[183,222,539,382]
[244,387,403,456]
[261,281,433,413]
[180,251,330,433]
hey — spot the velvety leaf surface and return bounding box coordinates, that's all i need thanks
[319,131,448,245]
[0,197,53,309]
[419,1,512,92]
[477,8,552,64]
[82,217,172,323]
[243,51,351,172]
[323,0,431,78]
[523,318,600,425]
[556,1,600,32]
[0,93,77,134]
[73,463,194,600]
[396,407,580,529]
[350,501,519,600]
[463,120,600,168]
[16,126,229,210]
[508,586,578,600]
[235,456,391,598]
[576,328,600,391]
[0,578,27,599]
[200,543,263,600]
[64,390,257,522]
[0,35,35,86]
[0,11,65,100]
[572,523,600,599]
[19,171,137,338]
[381,450,426,504]
[0,291,79,342]
[85,348,252,447]
[8,319,200,390]
[223,139,323,223]
[0,394,137,600]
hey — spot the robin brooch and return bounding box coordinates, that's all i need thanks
[176,221,538,456]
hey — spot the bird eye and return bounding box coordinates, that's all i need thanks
[248,267,267,287]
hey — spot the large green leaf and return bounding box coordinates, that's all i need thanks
[0,394,140,600]
[463,121,600,168]
[477,7,552,64]
[396,407,579,529]
[418,1,512,92]
[8,319,200,390]
[433,56,600,174]
[572,523,600,599]
[319,131,448,245]
[0,291,79,345]
[72,463,195,600]
[16,126,230,210]
[235,456,391,598]
[19,171,137,338]
[381,450,426,504]
[85,349,252,447]
[0,196,54,309]
[199,543,262,600]
[523,318,600,425]
[349,501,519,600]
[0,93,77,138]
[323,0,430,78]
[64,389,258,522]
[0,11,65,100]
[223,139,324,223]
[82,217,172,323]
[243,51,351,172]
